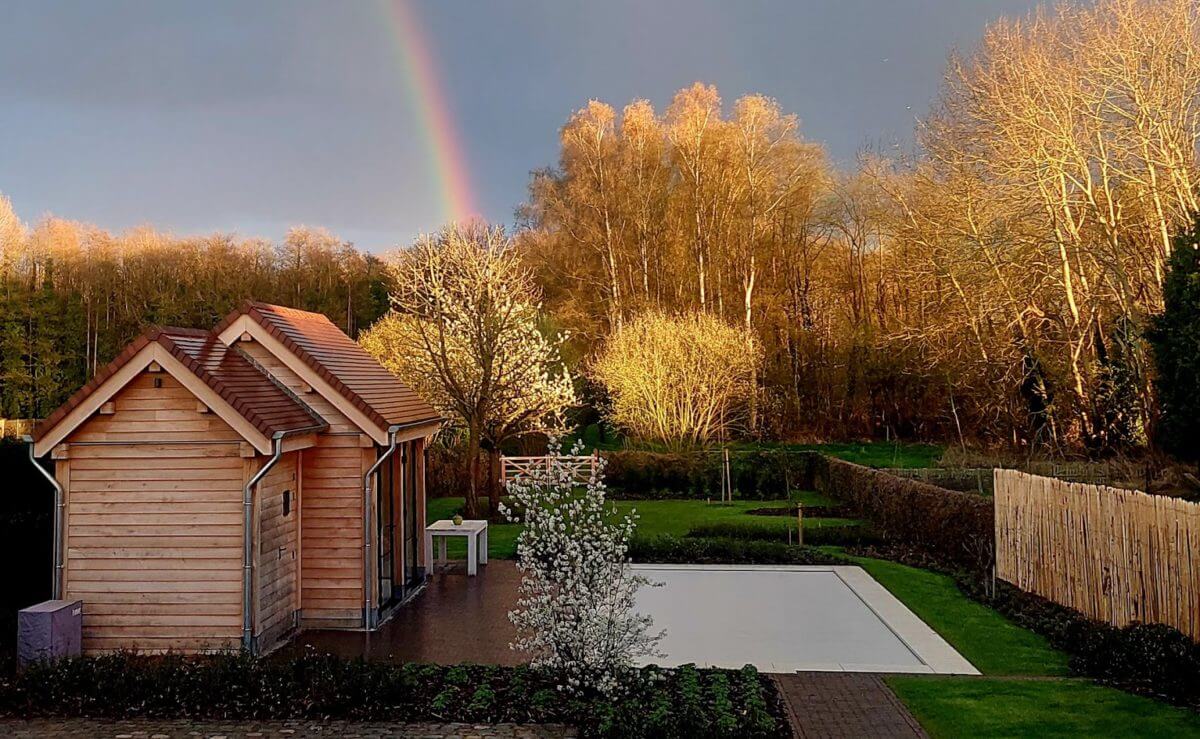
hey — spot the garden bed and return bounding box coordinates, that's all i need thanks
[745,504,848,518]
[0,654,787,739]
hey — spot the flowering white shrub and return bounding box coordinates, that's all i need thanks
[500,441,663,695]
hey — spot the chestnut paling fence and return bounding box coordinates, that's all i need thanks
[995,469,1200,641]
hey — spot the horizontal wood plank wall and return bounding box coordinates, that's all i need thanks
[299,437,367,626]
[69,373,242,444]
[255,451,299,651]
[64,371,245,652]
[995,469,1200,642]
[238,338,368,627]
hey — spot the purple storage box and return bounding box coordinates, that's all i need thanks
[18,599,82,665]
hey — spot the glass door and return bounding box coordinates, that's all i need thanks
[403,441,423,589]
[377,452,395,605]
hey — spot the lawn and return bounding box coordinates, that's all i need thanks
[426,494,844,559]
[570,424,943,468]
[733,440,944,469]
[426,493,1199,736]
[887,677,1200,738]
[831,552,1069,676]
[825,551,1200,736]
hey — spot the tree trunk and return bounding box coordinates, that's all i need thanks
[463,427,482,519]
[486,447,502,523]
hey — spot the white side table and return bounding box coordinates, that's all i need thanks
[425,519,489,576]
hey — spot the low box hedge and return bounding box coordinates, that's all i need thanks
[0,653,788,738]
[630,534,847,566]
[813,456,994,573]
[685,521,883,548]
[744,504,850,518]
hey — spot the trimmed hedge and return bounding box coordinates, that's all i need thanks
[0,653,787,738]
[629,534,847,566]
[602,451,819,500]
[814,456,994,573]
[685,522,883,548]
[745,505,850,518]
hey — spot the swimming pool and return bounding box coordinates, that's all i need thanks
[631,564,978,674]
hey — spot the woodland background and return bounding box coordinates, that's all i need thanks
[3,0,1198,457]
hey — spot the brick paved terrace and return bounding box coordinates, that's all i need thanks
[282,561,525,666]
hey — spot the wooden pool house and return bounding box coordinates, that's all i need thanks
[26,302,441,654]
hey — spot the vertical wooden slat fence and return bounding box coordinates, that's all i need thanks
[994,468,1200,641]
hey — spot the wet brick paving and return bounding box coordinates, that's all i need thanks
[773,673,928,739]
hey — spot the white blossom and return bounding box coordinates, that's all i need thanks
[502,439,663,696]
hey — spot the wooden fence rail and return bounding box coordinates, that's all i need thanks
[995,469,1200,641]
[500,454,599,485]
[0,419,34,439]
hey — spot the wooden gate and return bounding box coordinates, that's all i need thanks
[500,453,599,485]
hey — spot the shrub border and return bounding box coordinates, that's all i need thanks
[0,655,789,738]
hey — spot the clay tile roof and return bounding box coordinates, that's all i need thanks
[157,328,327,439]
[33,327,326,443]
[217,301,440,431]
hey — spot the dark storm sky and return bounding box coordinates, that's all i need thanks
[0,0,1042,251]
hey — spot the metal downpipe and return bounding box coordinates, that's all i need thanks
[243,434,284,653]
[362,427,400,631]
[24,437,64,600]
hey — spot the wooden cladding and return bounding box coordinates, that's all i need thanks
[298,436,367,625]
[65,443,244,653]
[995,469,1200,642]
[255,452,300,650]
[69,373,243,445]
[61,377,250,653]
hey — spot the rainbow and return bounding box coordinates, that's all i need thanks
[383,0,478,224]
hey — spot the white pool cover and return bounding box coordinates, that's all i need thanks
[631,565,978,674]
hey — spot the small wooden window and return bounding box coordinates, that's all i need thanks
[283,489,292,517]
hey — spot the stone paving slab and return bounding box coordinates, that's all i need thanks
[773,673,927,739]
[0,719,576,738]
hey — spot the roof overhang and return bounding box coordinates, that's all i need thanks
[392,419,443,443]
[34,342,279,458]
